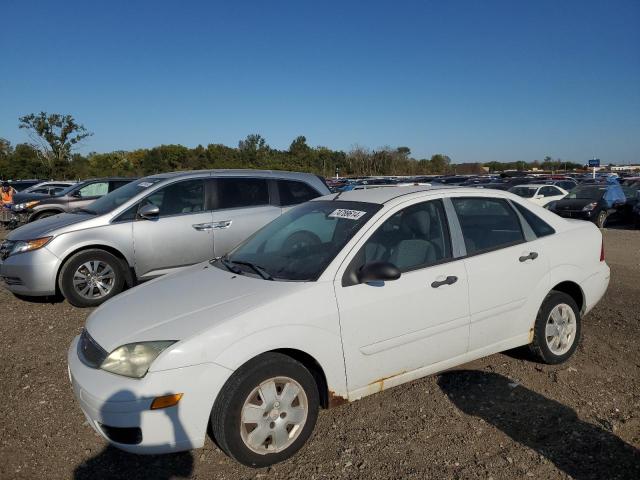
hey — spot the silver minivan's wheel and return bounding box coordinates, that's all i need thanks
[529,291,581,364]
[211,353,319,468]
[59,249,126,308]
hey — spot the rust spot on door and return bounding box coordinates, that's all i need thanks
[328,390,349,408]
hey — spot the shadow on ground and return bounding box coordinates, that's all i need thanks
[438,370,640,480]
[74,446,193,480]
[73,390,194,480]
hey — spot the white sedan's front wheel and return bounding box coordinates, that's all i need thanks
[529,291,581,364]
[210,353,319,467]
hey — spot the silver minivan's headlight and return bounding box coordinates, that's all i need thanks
[8,237,52,256]
[101,341,176,378]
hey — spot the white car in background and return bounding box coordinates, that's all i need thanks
[509,184,568,206]
[68,186,609,467]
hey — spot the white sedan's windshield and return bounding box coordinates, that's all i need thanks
[221,200,382,281]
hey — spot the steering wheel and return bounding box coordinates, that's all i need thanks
[281,230,322,255]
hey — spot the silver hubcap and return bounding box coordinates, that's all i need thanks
[240,376,308,454]
[545,303,577,355]
[72,261,116,299]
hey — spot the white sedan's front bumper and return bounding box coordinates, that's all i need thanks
[68,336,233,454]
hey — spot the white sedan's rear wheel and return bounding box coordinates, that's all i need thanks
[529,291,581,364]
[210,352,319,468]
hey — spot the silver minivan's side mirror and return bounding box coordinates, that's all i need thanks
[138,203,160,220]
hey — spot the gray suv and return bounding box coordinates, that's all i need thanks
[10,177,134,224]
[0,170,329,307]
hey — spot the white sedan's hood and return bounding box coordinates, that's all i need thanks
[86,262,306,352]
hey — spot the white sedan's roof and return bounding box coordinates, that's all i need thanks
[315,185,495,204]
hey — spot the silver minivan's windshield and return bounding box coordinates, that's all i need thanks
[84,178,166,215]
[219,200,382,281]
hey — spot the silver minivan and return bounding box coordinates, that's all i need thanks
[0,170,330,307]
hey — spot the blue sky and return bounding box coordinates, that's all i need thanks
[1,0,639,164]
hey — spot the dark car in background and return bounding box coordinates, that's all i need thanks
[620,183,640,224]
[473,176,537,191]
[633,191,640,228]
[546,183,626,228]
[5,179,44,192]
[21,181,76,196]
[9,177,134,225]
[544,179,577,191]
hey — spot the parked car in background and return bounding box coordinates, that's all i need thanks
[546,182,626,228]
[431,175,472,185]
[474,176,536,191]
[9,177,134,224]
[67,186,609,466]
[620,183,640,223]
[459,176,499,186]
[4,179,44,191]
[509,184,568,206]
[543,179,577,191]
[0,170,330,307]
[633,191,640,228]
[21,181,76,195]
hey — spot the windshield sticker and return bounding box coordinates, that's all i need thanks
[137,182,154,188]
[329,209,367,220]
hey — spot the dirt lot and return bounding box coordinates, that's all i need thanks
[1,228,638,480]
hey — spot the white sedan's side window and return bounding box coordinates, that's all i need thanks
[356,200,452,273]
[452,197,524,255]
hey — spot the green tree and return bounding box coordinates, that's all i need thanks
[18,112,93,176]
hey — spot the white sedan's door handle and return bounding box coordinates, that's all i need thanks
[519,251,539,262]
[192,223,214,231]
[211,220,232,229]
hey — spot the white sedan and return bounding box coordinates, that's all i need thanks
[68,186,610,467]
[509,183,569,206]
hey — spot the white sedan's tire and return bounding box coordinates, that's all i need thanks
[529,291,581,364]
[210,352,319,468]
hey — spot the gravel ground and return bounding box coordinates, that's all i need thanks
[1,227,639,479]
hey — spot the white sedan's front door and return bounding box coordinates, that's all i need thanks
[333,199,470,398]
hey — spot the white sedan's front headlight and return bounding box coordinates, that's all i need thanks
[101,341,176,378]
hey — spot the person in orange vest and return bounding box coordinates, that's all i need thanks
[1,182,17,206]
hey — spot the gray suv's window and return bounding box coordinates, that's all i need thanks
[217,178,269,209]
[452,197,524,255]
[144,179,205,216]
[78,181,109,198]
[277,180,320,206]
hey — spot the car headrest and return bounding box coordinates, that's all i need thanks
[404,209,431,238]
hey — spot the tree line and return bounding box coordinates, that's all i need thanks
[0,112,584,180]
